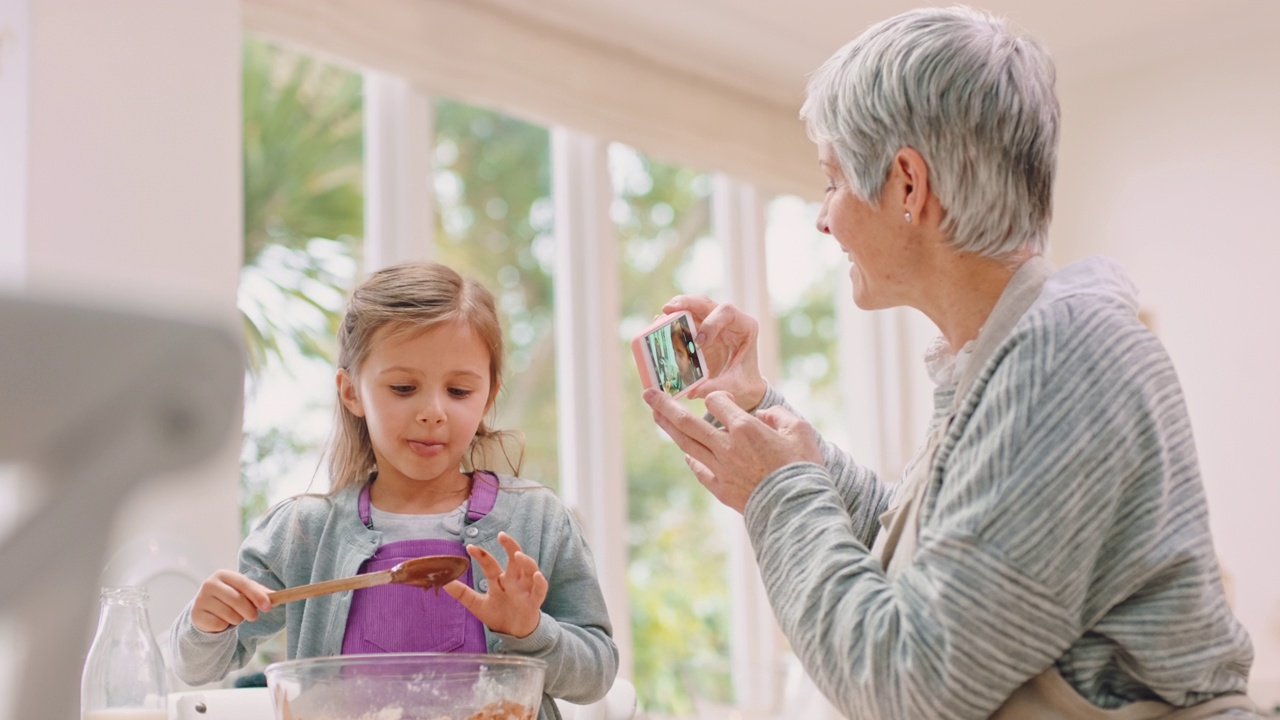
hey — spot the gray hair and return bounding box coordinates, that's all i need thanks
[801,6,1059,258]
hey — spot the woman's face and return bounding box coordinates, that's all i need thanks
[815,144,919,311]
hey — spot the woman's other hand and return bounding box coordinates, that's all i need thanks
[662,295,767,411]
[191,570,273,633]
[445,532,547,639]
[644,389,822,513]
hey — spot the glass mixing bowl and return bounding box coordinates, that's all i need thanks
[264,653,546,720]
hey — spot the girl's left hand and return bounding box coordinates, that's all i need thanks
[444,531,548,638]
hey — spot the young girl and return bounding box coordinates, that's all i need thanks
[170,262,618,718]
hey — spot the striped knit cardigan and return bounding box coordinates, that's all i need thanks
[744,257,1254,719]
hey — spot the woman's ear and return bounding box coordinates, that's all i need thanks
[892,147,930,220]
[337,368,365,418]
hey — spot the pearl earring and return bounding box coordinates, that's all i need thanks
[904,211,912,223]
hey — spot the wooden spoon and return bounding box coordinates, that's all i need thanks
[267,555,470,607]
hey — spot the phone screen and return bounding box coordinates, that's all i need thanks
[641,313,706,396]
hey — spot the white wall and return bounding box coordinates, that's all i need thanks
[0,0,30,288]
[19,0,244,566]
[0,0,243,708]
[1054,30,1280,704]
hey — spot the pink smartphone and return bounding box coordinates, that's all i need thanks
[631,311,709,399]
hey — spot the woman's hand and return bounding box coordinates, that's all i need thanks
[645,389,822,513]
[662,295,768,411]
[445,532,547,639]
[190,570,273,634]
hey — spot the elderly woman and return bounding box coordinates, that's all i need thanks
[644,7,1258,719]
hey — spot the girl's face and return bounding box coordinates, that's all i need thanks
[338,320,494,498]
[672,335,693,376]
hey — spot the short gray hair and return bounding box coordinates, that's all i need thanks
[801,6,1059,258]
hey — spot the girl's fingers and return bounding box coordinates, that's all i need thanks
[193,583,262,633]
[209,598,253,626]
[443,580,482,612]
[223,573,273,612]
[514,551,539,575]
[495,533,537,583]
[500,552,528,586]
[530,572,549,606]
[192,609,231,634]
[465,543,506,581]
[448,539,547,638]
[198,572,262,622]
[496,532,524,559]
[463,535,545,616]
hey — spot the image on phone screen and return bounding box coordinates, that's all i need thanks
[642,313,705,396]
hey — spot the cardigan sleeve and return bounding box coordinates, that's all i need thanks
[752,383,894,547]
[168,500,295,686]
[488,496,619,706]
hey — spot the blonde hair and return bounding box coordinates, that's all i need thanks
[325,262,523,494]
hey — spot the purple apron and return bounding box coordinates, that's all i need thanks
[340,472,498,655]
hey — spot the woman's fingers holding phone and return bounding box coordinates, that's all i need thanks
[660,296,749,359]
[697,301,757,347]
[660,294,718,323]
[683,303,767,410]
[654,295,767,409]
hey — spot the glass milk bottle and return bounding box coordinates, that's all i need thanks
[80,586,168,720]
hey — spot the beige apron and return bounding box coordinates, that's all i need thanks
[873,258,1257,719]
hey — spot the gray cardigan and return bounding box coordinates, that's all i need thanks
[170,474,617,719]
[744,258,1254,719]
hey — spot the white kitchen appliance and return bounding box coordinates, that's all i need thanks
[0,295,241,720]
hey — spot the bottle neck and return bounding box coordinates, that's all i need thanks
[101,586,148,606]
[95,586,151,634]
[82,586,168,712]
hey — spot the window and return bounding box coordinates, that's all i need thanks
[237,39,846,720]
[430,100,558,488]
[239,39,362,530]
[613,144,730,715]
[766,195,849,446]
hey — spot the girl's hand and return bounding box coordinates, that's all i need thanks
[661,295,767,411]
[190,570,273,634]
[444,532,548,639]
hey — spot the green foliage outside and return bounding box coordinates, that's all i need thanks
[766,197,846,439]
[240,39,363,372]
[239,39,364,534]
[430,100,559,489]
[431,100,734,712]
[612,158,730,715]
[778,282,843,405]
